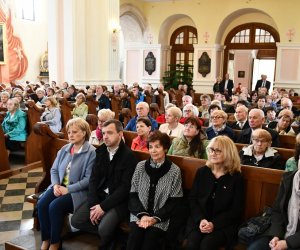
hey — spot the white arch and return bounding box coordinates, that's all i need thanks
[120,3,147,33]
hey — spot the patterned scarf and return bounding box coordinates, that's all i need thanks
[285,170,300,238]
[95,126,103,141]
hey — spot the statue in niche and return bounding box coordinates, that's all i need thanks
[40,50,49,76]
[145,52,156,75]
[198,52,211,77]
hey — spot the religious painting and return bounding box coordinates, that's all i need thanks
[0,23,7,64]
[238,71,245,78]
[145,52,156,75]
[198,52,211,77]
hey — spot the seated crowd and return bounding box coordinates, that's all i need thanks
[0,79,300,249]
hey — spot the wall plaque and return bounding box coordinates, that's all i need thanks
[198,52,211,77]
[145,52,156,75]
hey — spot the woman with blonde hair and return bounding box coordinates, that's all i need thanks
[71,93,88,119]
[39,96,62,133]
[185,136,244,250]
[268,109,295,135]
[89,109,115,145]
[159,106,184,137]
[37,118,96,250]
[239,129,283,170]
[206,109,235,140]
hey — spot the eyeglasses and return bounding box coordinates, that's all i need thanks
[184,110,192,113]
[252,138,269,144]
[211,116,223,119]
[206,147,222,155]
[98,119,106,124]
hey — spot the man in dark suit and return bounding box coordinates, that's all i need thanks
[71,120,138,249]
[219,73,234,97]
[255,74,271,92]
[236,108,280,147]
[230,105,250,130]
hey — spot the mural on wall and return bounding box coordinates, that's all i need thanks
[0,7,28,81]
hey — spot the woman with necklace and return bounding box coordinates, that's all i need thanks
[37,118,96,250]
[159,106,184,137]
[185,136,244,250]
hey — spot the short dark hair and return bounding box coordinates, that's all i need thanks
[208,104,221,114]
[136,117,152,127]
[147,130,171,150]
[266,106,276,113]
[257,95,266,101]
[102,119,123,132]
[237,100,250,108]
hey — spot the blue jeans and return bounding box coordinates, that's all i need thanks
[37,188,74,244]
[247,236,272,250]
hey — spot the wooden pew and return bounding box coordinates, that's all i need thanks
[23,125,284,250]
[24,100,45,164]
[155,89,165,113]
[58,98,74,139]
[109,93,121,119]
[0,125,10,171]
[85,95,98,115]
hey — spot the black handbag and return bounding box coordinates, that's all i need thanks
[238,207,272,245]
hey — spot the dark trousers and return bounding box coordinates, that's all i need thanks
[126,222,165,250]
[71,202,120,247]
[37,188,73,244]
[185,228,227,250]
[247,236,272,250]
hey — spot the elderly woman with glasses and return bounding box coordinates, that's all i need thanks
[268,109,296,135]
[185,136,244,250]
[89,109,115,145]
[206,110,235,141]
[239,128,283,170]
[168,117,208,159]
[180,103,204,126]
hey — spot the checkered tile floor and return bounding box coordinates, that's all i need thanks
[0,168,43,246]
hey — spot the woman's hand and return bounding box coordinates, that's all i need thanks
[53,184,62,197]
[58,186,68,195]
[137,216,157,229]
[199,219,214,233]
[269,237,287,250]
[90,204,105,225]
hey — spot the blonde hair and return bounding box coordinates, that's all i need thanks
[45,96,59,108]
[8,97,20,109]
[206,136,241,174]
[66,117,91,141]
[76,93,86,102]
[167,106,182,119]
[278,109,294,120]
[252,128,272,142]
[97,109,115,120]
[211,109,228,121]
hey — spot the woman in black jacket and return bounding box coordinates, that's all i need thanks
[239,129,284,170]
[185,135,244,250]
[126,130,183,250]
[248,169,300,250]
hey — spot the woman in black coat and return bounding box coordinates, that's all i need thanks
[185,135,244,250]
[239,128,284,170]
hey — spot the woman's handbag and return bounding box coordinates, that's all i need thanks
[238,207,272,245]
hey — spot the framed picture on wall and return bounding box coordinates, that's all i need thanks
[238,70,245,78]
[0,23,7,64]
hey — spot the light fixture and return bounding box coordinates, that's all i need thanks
[286,28,295,42]
[203,32,210,43]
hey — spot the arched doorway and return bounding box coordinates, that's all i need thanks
[223,22,280,90]
[170,25,197,66]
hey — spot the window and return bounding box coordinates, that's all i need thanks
[21,0,35,21]
[170,26,197,66]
